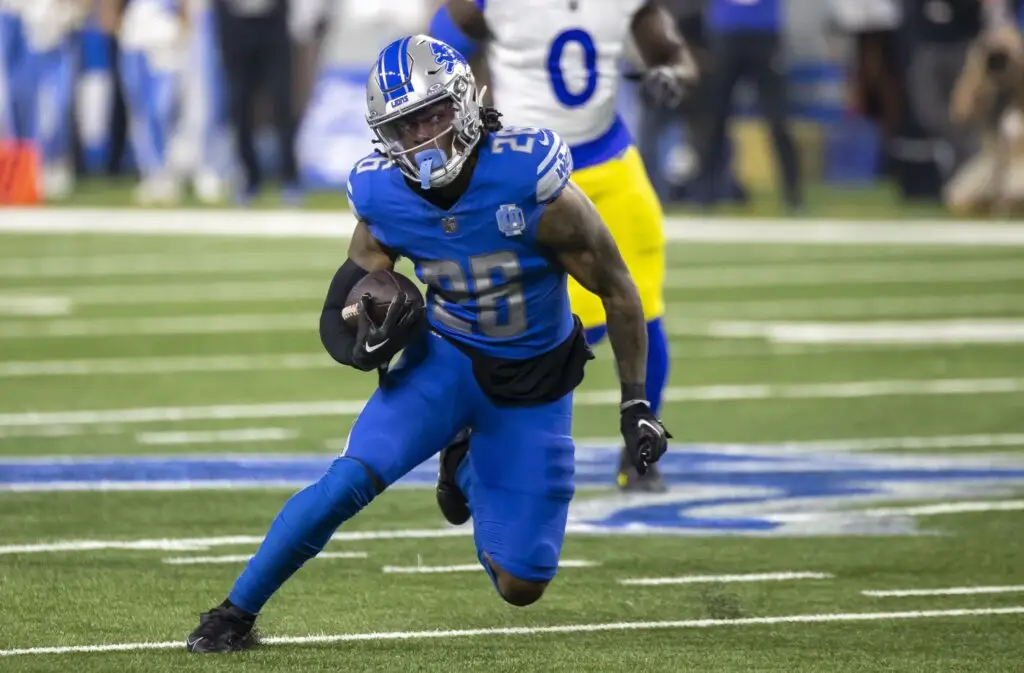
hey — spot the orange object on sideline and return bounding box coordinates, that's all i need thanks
[0,141,41,205]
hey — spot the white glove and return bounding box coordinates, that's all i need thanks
[120,1,186,73]
[21,0,82,52]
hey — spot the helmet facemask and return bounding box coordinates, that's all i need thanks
[369,76,486,189]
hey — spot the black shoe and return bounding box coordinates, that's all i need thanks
[436,430,471,526]
[617,447,668,493]
[186,600,259,653]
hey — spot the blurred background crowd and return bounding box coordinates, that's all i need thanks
[1,0,1023,215]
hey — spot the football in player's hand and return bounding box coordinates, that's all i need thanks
[342,270,424,331]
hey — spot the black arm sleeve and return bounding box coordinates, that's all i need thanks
[319,258,369,366]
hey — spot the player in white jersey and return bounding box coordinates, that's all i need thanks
[429,0,694,492]
[11,0,89,198]
[101,0,229,205]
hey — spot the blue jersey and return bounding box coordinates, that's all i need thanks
[347,126,576,360]
[707,0,781,33]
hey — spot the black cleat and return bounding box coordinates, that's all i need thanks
[617,447,668,493]
[186,600,259,653]
[436,430,471,526]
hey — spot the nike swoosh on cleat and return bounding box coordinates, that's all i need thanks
[186,636,204,651]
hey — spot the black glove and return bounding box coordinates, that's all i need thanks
[350,292,426,373]
[620,399,671,475]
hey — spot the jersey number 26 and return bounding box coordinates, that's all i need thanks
[420,251,527,339]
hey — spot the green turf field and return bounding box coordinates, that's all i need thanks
[1,211,1024,671]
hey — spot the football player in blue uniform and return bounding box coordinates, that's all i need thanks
[185,35,669,653]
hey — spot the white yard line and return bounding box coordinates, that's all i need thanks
[135,428,298,446]
[162,551,367,565]
[0,377,1022,429]
[665,260,1024,288]
[382,560,598,574]
[618,571,833,586]
[4,209,1024,245]
[668,295,1024,322]
[0,480,319,492]
[3,494,1021,556]
[1,607,1023,657]
[857,500,1024,517]
[7,262,1022,305]
[768,499,1024,523]
[0,295,71,316]
[700,319,1024,344]
[0,400,365,427]
[0,424,123,440]
[0,252,336,279]
[62,280,325,305]
[0,529,473,555]
[658,221,1024,246]
[647,378,1024,403]
[720,433,1024,454]
[863,585,1024,598]
[4,340,1024,380]
[6,303,1024,341]
[0,313,314,339]
[5,340,1024,380]
[0,353,330,378]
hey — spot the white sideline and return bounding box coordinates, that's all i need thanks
[863,585,1024,598]
[703,319,1024,345]
[135,428,298,446]
[0,254,338,279]
[665,260,1024,288]
[0,295,71,316]
[618,571,834,586]
[673,433,1024,455]
[0,313,313,339]
[767,499,1024,523]
[7,498,1023,554]
[1,607,1023,657]
[669,296,1024,322]
[0,353,331,378]
[4,257,1023,286]
[0,529,473,555]
[4,209,1024,245]
[5,340,1024,379]
[162,551,367,565]
[382,560,598,574]
[50,279,325,303]
[1,377,1022,429]
[10,306,1024,341]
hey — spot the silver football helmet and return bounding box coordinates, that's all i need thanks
[366,35,486,189]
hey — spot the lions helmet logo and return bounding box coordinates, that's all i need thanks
[429,41,465,75]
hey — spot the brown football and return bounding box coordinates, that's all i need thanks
[342,269,424,331]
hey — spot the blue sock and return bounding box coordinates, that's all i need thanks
[228,457,378,614]
[585,320,669,414]
[584,324,608,346]
[645,318,670,416]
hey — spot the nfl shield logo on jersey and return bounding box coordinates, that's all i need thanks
[496,204,526,237]
[442,217,458,234]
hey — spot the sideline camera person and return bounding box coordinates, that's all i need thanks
[946,21,1024,215]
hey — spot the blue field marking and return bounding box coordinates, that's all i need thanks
[3,444,1024,536]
